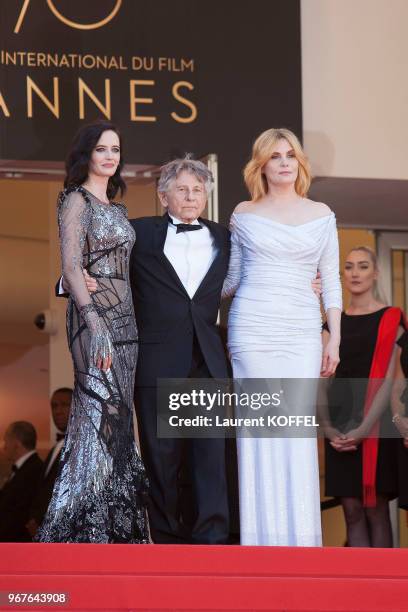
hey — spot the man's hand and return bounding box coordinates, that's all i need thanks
[62,270,97,294]
[311,271,322,298]
[83,269,98,293]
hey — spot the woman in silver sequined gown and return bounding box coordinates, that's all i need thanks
[37,122,149,543]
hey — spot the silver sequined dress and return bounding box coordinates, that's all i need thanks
[37,186,149,543]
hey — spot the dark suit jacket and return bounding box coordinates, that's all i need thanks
[0,453,43,542]
[130,215,231,386]
[29,446,61,525]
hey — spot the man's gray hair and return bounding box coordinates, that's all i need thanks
[157,155,214,195]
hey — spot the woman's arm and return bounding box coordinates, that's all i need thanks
[391,346,408,439]
[322,309,341,378]
[222,221,242,298]
[318,329,352,450]
[58,190,93,308]
[58,190,112,370]
[343,332,403,447]
[319,215,342,376]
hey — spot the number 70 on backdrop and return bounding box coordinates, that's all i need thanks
[14,0,123,33]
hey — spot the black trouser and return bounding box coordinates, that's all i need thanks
[134,338,229,544]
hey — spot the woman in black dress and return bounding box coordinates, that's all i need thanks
[391,332,408,510]
[37,121,149,543]
[322,246,403,547]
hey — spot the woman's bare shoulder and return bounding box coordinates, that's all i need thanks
[233,201,254,214]
[303,198,332,215]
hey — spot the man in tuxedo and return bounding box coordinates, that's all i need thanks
[26,388,72,538]
[131,158,231,544]
[0,421,43,541]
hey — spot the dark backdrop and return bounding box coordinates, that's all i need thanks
[0,0,302,223]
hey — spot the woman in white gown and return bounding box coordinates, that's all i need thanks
[223,128,342,546]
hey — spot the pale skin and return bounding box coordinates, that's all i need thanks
[158,169,208,223]
[235,137,340,377]
[80,129,121,370]
[323,249,401,451]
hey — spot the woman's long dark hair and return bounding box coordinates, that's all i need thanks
[64,120,126,199]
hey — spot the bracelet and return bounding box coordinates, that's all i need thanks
[392,414,402,424]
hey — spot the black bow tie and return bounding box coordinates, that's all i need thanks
[167,214,202,234]
[11,464,18,473]
[56,433,65,442]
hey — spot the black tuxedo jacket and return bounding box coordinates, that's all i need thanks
[29,445,62,525]
[130,215,231,386]
[0,453,43,542]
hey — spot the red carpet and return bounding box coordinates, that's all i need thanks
[1,544,408,611]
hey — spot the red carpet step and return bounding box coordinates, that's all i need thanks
[0,544,408,611]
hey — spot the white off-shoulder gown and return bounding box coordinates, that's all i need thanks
[223,211,342,546]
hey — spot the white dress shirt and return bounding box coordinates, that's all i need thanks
[164,213,217,298]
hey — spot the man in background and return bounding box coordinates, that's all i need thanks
[0,421,43,541]
[26,388,72,538]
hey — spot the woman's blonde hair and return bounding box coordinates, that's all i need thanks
[243,128,311,201]
[347,245,387,304]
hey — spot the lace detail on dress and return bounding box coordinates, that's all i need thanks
[222,216,242,298]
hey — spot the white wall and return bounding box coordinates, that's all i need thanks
[301,0,408,179]
[0,343,49,446]
[0,179,50,345]
[0,180,52,465]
